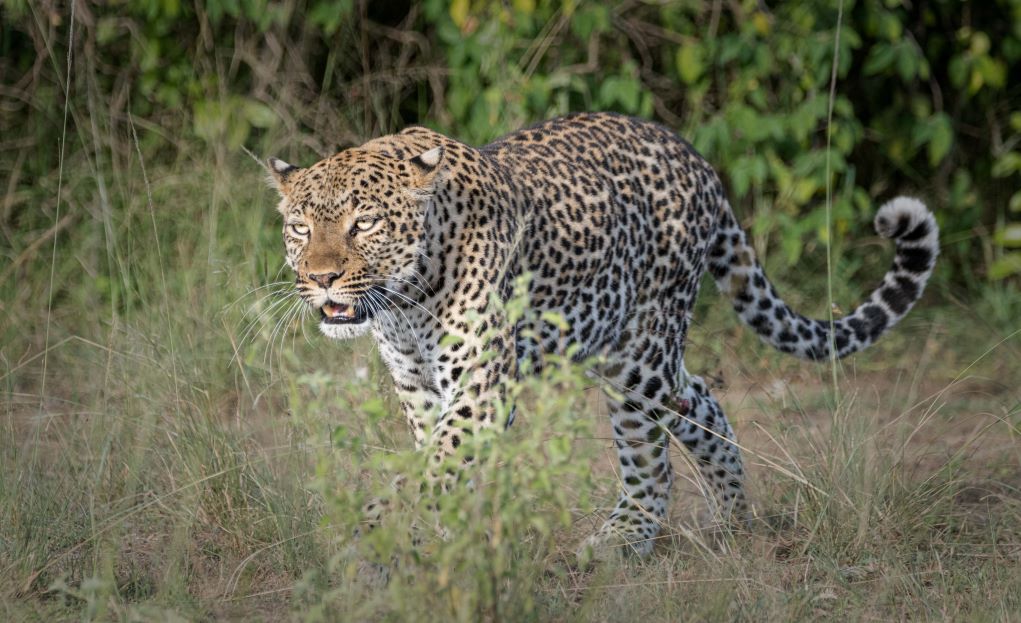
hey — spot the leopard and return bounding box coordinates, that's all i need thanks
[267,112,939,557]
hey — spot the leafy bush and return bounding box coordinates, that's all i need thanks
[288,290,598,620]
[2,0,1019,289]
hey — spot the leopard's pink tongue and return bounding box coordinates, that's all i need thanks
[323,302,356,319]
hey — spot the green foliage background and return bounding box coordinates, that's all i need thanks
[2,0,1020,287]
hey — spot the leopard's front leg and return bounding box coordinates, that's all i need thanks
[353,339,439,549]
[348,360,445,584]
[425,323,515,488]
[351,339,511,585]
[360,317,513,537]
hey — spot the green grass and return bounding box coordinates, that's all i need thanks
[3,135,1021,621]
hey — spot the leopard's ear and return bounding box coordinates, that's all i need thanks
[267,157,300,195]
[410,146,443,171]
[407,147,444,198]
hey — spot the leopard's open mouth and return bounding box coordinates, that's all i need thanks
[320,301,368,325]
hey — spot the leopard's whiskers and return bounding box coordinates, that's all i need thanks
[231,290,300,367]
[365,273,432,299]
[368,282,442,326]
[265,295,303,368]
[226,280,292,311]
[367,288,429,363]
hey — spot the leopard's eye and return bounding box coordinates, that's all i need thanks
[352,217,379,234]
[288,223,310,237]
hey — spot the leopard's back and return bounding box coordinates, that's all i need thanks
[480,113,726,357]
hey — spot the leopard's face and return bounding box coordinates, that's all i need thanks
[268,146,442,339]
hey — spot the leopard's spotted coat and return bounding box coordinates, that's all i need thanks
[269,112,939,556]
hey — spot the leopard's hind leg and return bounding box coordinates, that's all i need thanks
[662,373,748,524]
[581,309,750,558]
[582,317,686,558]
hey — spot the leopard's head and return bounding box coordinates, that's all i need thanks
[268,145,443,339]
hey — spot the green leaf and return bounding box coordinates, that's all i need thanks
[192,100,224,143]
[96,17,119,44]
[308,0,352,34]
[512,0,534,14]
[450,0,470,28]
[896,44,918,81]
[617,77,641,112]
[226,113,251,149]
[540,311,570,331]
[676,43,705,85]
[730,163,750,198]
[781,224,804,265]
[992,152,1021,178]
[1010,112,1021,133]
[988,252,1021,280]
[440,334,465,350]
[863,43,896,75]
[948,55,968,88]
[994,224,1021,248]
[927,113,953,165]
[597,76,641,113]
[570,5,609,39]
[360,397,389,421]
[243,100,277,129]
[877,10,903,40]
[970,31,991,55]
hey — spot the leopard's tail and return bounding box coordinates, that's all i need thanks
[708,197,939,360]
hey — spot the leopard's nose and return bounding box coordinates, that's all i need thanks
[308,271,341,289]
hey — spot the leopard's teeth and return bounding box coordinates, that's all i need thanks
[322,302,355,319]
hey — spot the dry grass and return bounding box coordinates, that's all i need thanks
[2,168,1019,619]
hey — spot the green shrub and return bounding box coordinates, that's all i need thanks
[286,280,597,621]
[4,0,1019,289]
